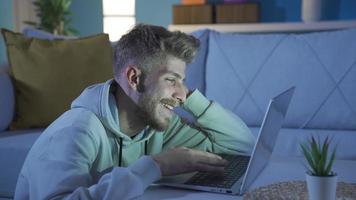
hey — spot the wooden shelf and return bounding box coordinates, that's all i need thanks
[168,20,356,33]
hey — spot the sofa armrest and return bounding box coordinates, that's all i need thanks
[0,66,14,131]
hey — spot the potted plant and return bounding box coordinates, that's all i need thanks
[25,0,77,36]
[300,136,337,200]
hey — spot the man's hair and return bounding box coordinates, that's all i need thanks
[113,24,200,80]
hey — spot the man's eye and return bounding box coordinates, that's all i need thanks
[166,78,176,85]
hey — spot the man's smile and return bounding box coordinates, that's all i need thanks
[162,103,174,110]
[160,98,178,111]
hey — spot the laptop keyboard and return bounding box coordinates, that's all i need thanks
[185,154,250,188]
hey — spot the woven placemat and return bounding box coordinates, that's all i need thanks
[243,181,356,200]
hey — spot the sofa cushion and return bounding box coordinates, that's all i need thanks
[22,27,77,40]
[1,29,113,129]
[248,127,356,160]
[0,130,42,198]
[185,29,209,93]
[0,70,14,132]
[205,29,356,130]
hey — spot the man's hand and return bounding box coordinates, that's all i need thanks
[151,147,227,176]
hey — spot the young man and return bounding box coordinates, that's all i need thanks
[15,24,255,200]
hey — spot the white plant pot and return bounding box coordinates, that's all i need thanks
[302,0,322,22]
[306,173,338,200]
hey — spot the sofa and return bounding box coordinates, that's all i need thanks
[1,27,356,199]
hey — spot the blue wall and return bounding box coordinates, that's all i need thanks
[338,0,356,19]
[136,0,180,27]
[70,0,103,37]
[0,0,13,65]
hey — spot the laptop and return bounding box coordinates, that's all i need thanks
[156,86,295,195]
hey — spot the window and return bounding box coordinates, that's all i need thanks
[102,0,135,42]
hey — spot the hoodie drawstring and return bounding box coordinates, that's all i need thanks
[117,138,149,167]
[145,140,148,156]
[118,138,123,167]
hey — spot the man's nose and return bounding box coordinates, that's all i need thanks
[173,83,187,104]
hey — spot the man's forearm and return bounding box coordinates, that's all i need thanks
[182,90,256,154]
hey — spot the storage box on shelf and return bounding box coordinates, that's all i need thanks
[181,0,207,5]
[172,4,213,24]
[172,2,259,24]
[216,3,259,23]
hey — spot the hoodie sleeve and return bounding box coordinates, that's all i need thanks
[163,89,256,155]
[17,126,161,200]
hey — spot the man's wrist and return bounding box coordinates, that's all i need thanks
[129,156,162,184]
[151,155,166,176]
[183,89,211,117]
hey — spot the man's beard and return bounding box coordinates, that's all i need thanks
[136,83,173,131]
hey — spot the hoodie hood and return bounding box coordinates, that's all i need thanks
[71,79,153,144]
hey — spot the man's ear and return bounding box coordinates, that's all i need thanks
[125,66,142,91]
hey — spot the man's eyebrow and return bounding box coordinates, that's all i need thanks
[163,70,185,80]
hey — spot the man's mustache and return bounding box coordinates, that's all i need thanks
[160,98,180,107]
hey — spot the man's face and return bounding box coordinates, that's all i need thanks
[136,56,187,131]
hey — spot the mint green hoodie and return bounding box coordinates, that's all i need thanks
[15,80,255,200]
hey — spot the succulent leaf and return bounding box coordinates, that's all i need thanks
[300,136,336,176]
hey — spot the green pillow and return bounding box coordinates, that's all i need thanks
[1,29,113,129]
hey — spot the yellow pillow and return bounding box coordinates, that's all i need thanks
[1,29,113,129]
